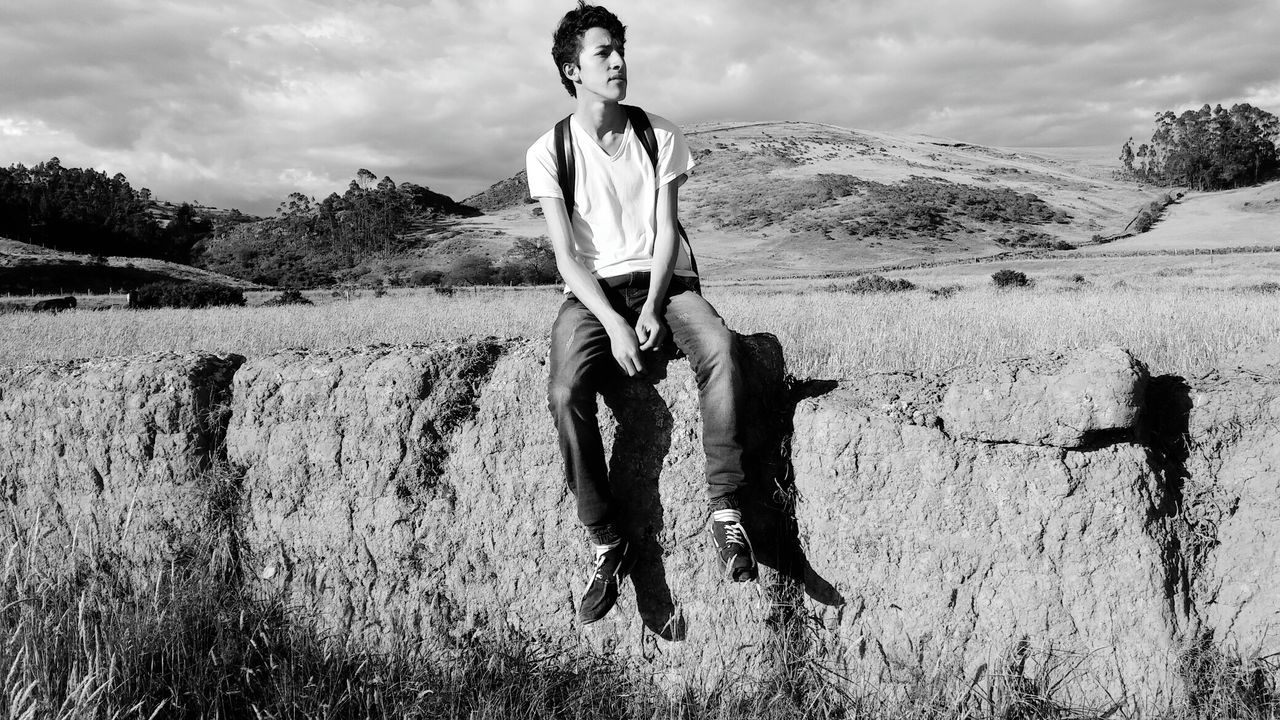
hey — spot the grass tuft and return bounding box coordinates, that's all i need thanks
[826,274,917,294]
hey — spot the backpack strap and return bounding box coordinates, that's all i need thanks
[624,104,659,168]
[553,115,575,216]
[622,105,699,276]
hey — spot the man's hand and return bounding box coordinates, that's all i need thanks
[605,316,645,376]
[635,307,667,352]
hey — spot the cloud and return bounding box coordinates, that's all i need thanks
[1,0,1277,213]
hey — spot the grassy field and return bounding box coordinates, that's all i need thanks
[5,527,1275,720]
[3,279,1279,380]
[5,266,1280,717]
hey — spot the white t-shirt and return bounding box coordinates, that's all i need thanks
[525,111,697,280]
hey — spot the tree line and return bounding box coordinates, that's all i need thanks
[200,170,558,288]
[0,157,211,261]
[1120,103,1279,191]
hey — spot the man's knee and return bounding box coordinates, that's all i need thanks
[548,375,593,416]
[694,326,738,367]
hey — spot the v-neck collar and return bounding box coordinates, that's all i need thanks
[570,114,632,161]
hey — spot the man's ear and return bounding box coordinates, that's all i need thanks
[561,62,580,84]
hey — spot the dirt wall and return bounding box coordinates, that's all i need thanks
[1,339,1276,709]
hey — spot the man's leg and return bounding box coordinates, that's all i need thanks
[547,296,620,545]
[663,285,747,506]
[663,284,757,581]
[549,294,641,622]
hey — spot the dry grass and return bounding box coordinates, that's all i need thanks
[4,282,1280,717]
[3,283,1278,382]
[4,535,1275,719]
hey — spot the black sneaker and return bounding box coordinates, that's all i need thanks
[710,509,757,582]
[578,540,634,624]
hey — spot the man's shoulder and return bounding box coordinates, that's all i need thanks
[526,125,559,157]
[628,107,682,138]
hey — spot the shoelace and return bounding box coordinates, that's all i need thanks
[721,521,748,549]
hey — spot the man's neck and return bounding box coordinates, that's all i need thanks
[573,98,626,141]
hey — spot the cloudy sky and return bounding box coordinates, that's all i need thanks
[2,0,1277,215]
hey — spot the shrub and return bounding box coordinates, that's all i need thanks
[410,269,444,286]
[828,274,916,294]
[443,253,496,286]
[263,289,312,306]
[930,284,962,299]
[991,269,1031,288]
[1243,281,1280,294]
[133,281,245,309]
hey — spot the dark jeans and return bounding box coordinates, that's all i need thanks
[548,272,746,543]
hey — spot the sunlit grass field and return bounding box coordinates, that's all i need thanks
[4,281,1279,379]
[4,278,1280,717]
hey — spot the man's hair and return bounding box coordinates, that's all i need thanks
[551,2,627,98]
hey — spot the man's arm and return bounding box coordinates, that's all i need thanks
[636,180,680,351]
[539,196,647,377]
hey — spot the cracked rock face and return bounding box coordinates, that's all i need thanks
[941,346,1149,448]
[793,348,1183,707]
[0,353,241,587]
[1181,350,1280,660]
[5,337,1278,709]
[228,336,795,692]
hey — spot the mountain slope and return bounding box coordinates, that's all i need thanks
[464,120,1156,278]
[0,237,261,294]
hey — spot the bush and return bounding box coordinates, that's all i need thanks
[133,281,245,309]
[1243,281,1280,294]
[443,253,496,286]
[410,269,444,286]
[828,274,916,294]
[991,269,1031,289]
[930,284,962,299]
[263,289,312,306]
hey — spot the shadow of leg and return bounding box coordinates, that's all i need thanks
[603,370,686,641]
[736,334,846,608]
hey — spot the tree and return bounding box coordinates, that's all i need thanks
[498,237,558,284]
[443,253,495,286]
[1121,103,1279,190]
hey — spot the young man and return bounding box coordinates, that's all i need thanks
[526,2,757,625]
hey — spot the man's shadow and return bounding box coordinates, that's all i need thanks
[602,370,684,640]
[602,333,844,642]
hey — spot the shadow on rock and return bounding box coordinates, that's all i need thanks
[601,333,845,641]
[739,337,845,609]
[603,373,685,640]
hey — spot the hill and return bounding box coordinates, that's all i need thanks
[462,120,1165,278]
[0,236,260,295]
[10,121,1276,290]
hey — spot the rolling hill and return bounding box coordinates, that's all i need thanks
[7,119,1276,293]
[462,120,1178,278]
[0,236,260,296]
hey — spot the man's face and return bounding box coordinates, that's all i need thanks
[567,26,626,102]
